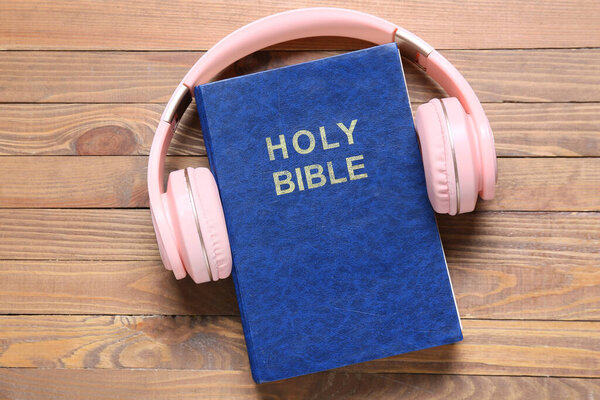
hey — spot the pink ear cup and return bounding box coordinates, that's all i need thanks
[164,169,211,283]
[440,98,480,214]
[187,167,233,280]
[425,51,496,201]
[415,100,454,214]
[151,207,185,278]
[415,98,481,215]
[163,168,232,283]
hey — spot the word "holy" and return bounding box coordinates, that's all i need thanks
[264,119,368,195]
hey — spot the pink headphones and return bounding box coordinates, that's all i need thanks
[148,7,497,284]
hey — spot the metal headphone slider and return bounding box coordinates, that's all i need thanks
[394,30,433,71]
[162,84,193,127]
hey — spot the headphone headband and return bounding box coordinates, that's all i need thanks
[160,8,434,125]
[148,8,497,276]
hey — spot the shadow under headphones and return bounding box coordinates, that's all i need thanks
[148,7,498,284]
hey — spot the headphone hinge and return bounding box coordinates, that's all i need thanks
[162,85,193,124]
[395,30,433,71]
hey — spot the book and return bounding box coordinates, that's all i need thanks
[194,43,462,383]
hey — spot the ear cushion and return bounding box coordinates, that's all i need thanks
[415,98,479,215]
[415,99,456,214]
[164,167,232,284]
[165,169,212,283]
[187,167,232,281]
[151,205,185,279]
[440,97,480,214]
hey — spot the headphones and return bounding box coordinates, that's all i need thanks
[148,7,497,284]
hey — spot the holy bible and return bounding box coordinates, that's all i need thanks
[194,43,462,383]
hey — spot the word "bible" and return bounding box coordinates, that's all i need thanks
[264,119,368,196]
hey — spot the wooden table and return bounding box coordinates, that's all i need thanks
[0,1,599,399]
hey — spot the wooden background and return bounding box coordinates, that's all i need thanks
[0,1,599,399]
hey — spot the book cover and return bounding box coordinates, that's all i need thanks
[194,43,462,383]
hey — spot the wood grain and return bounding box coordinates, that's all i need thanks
[0,104,203,156]
[0,258,598,320]
[1,0,599,396]
[2,102,599,156]
[0,316,598,377]
[1,369,599,400]
[0,157,598,210]
[1,49,599,103]
[1,210,596,263]
[1,212,598,319]
[1,1,599,50]
[485,103,600,157]
[451,263,600,320]
[436,212,600,267]
[0,156,203,208]
[0,315,248,370]
[0,209,157,261]
[0,260,240,316]
[476,158,600,211]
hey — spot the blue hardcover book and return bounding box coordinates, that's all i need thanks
[194,43,462,383]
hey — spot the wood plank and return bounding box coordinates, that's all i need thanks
[451,263,600,320]
[1,210,597,263]
[0,209,157,261]
[476,158,600,211]
[0,260,240,316]
[0,51,200,103]
[0,315,248,370]
[0,157,598,210]
[0,104,202,156]
[1,1,598,50]
[436,212,600,267]
[1,259,599,320]
[1,49,599,103]
[0,316,598,377]
[2,103,600,157]
[485,103,600,157]
[1,369,599,400]
[0,212,598,319]
[0,156,202,208]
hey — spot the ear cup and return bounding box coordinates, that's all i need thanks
[186,167,232,280]
[415,97,480,215]
[164,168,232,283]
[151,206,186,279]
[414,99,455,214]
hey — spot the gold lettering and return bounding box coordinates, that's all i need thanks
[346,155,368,180]
[337,119,357,145]
[265,134,288,161]
[294,167,305,191]
[273,170,295,195]
[304,164,326,189]
[292,130,316,155]
[327,161,347,184]
[319,126,340,150]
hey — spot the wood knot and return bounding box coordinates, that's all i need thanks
[77,125,137,155]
